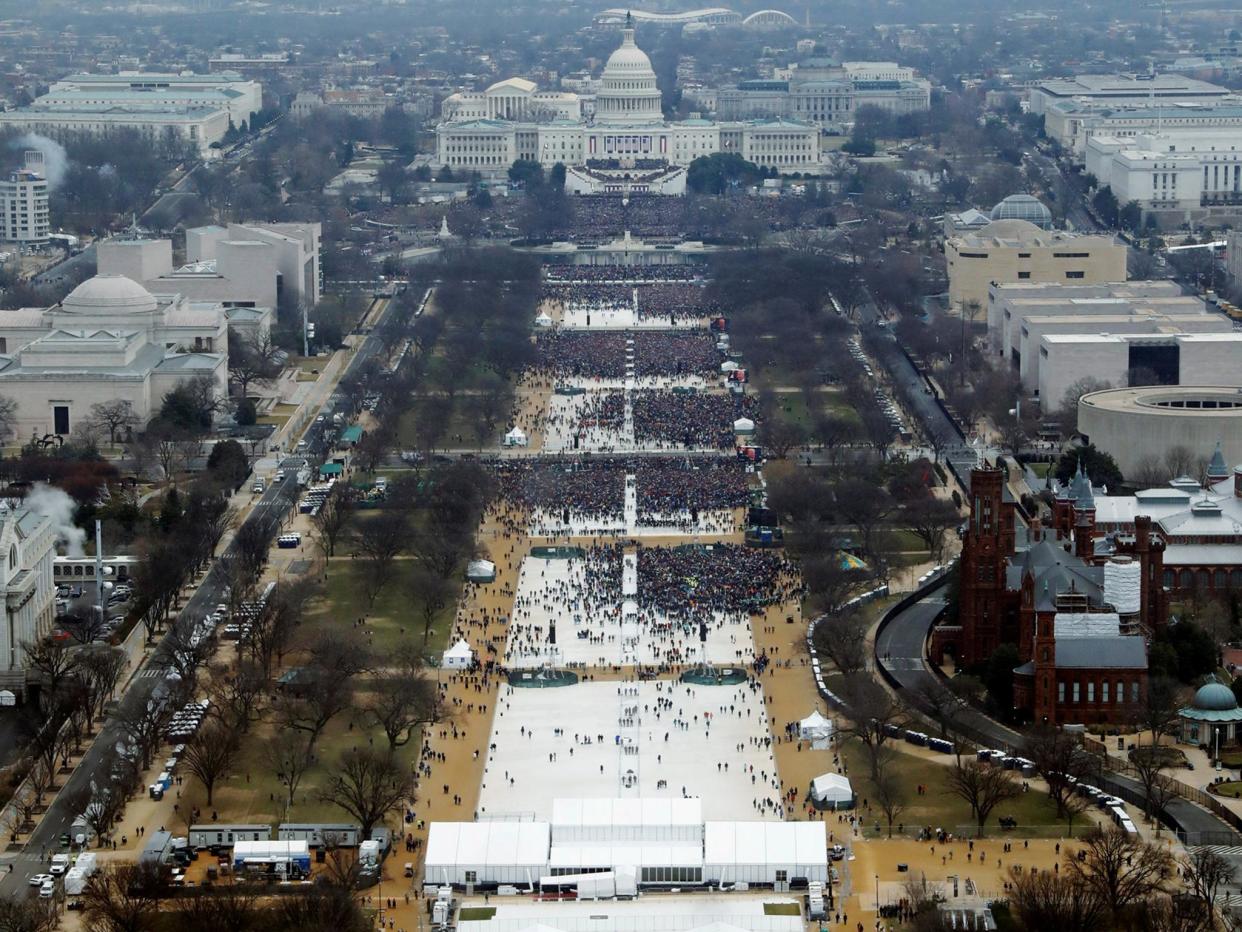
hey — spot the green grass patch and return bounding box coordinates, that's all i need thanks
[460,908,498,921]
[763,904,801,916]
[1220,750,1242,768]
[310,559,457,658]
[1028,462,1052,478]
[837,737,1067,835]
[1213,781,1242,798]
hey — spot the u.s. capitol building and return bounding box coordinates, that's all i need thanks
[435,15,821,185]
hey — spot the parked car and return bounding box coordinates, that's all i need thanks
[28,874,52,888]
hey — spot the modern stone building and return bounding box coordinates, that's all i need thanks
[98,221,320,312]
[945,217,1127,309]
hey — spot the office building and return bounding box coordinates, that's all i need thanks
[0,152,49,245]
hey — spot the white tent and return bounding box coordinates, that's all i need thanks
[424,821,550,886]
[703,821,828,885]
[798,711,833,746]
[733,417,756,435]
[466,559,497,583]
[0,690,16,707]
[535,312,554,327]
[810,773,854,810]
[442,639,475,670]
[720,361,739,373]
[504,427,529,447]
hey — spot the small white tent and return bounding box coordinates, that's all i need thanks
[810,773,854,811]
[733,417,756,435]
[535,312,554,327]
[504,427,529,447]
[720,361,739,373]
[466,559,497,583]
[442,639,475,670]
[798,711,833,747]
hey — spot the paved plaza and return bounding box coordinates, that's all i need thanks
[477,679,783,822]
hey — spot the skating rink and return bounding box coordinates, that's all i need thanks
[476,679,783,822]
[505,552,754,668]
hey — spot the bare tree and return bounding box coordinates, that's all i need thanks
[1005,865,1108,932]
[353,511,411,605]
[266,730,314,819]
[154,621,214,690]
[1182,846,1237,932]
[0,895,59,932]
[86,400,139,445]
[1026,726,1097,829]
[275,633,371,749]
[77,645,127,727]
[207,659,266,733]
[22,638,79,717]
[319,747,415,838]
[872,748,906,838]
[947,760,1021,836]
[904,497,959,564]
[836,674,903,781]
[811,609,869,676]
[117,696,176,772]
[181,721,239,806]
[80,862,168,932]
[364,670,440,750]
[407,566,453,647]
[1064,827,1174,917]
[228,329,284,398]
[311,485,356,558]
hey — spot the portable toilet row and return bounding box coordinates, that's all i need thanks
[63,852,97,896]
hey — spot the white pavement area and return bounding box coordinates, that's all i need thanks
[505,553,754,668]
[477,679,782,823]
[559,305,704,331]
[457,894,805,932]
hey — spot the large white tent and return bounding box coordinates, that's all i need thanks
[424,822,550,887]
[442,639,475,670]
[504,427,529,447]
[551,797,703,844]
[702,821,828,885]
[798,711,832,742]
[810,773,854,811]
[467,559,497,583]
[733,417,756,435]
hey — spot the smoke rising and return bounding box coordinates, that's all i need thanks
[11,133,68,188]
[24,483,86,557]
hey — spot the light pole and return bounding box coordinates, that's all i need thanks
[874,873,879,915]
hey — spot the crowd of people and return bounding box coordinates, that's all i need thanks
[631,391,756,449]
[491,456,751,525]
[636,284,722,321]
[494,459,626,521]
[534,331,722,380]
[535,332,630,378]
[632,331,719,377]
[541,282,633,309]
[637,543,794,625]
[636,458,751,519]
[545,266,703,283]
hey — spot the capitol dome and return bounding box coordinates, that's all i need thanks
[595,14,664,126]
[1193,678,1239,712]
[990,194,1053,229]
[61,274,158,315]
